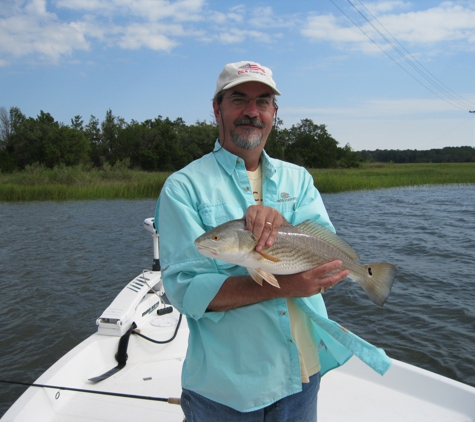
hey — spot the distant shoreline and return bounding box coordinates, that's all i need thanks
[1,162,474,202]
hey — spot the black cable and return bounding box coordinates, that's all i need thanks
[132,313,183,344]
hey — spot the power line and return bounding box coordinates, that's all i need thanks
[326,0,474,112]
[352,0,475,111]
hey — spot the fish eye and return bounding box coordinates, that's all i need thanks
[212,235,220,241]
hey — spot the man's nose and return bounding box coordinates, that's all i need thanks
[242,99,260,117]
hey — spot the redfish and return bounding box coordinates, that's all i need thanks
[195,219,397,306]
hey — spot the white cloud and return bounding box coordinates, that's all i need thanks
[118,24,176,51]
[205,5,283,45]
[0,1,92,62]
[301,2,475,54]
[0,0,279,65]
[363,1,410,15]
[0,0,206,63]
[215,27,273,45]
[301,13,382,54]
[247,6,295,29]
[302,14,363,43]
[54,0,205,22]
[2,1,475,65]
[117,22,182,50]
[207,5,245,26]
[226,5,246,23]
[380,4,475,45]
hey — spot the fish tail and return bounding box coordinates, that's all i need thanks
[351,263,397,307]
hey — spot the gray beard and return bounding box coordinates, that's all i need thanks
[230,117,265,150]
[230,128,263,150]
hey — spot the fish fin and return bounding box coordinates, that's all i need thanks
[296,220,360,261]
[247,268,264,286]
[351,263,397,307]
[255,268,281,288]
[257,251,281,263]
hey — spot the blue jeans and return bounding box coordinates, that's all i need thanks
[181,372,321,422]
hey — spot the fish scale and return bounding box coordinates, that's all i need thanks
[262,239,326,273]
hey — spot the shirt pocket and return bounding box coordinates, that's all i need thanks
[273,201,298,223]
[197,203,247,273]
[198,202,246,231]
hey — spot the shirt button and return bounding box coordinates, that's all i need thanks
[237,158,242,164]
[280,311,286,315]
[244,186,249,192]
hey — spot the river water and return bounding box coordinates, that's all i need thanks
[1,185,474,416]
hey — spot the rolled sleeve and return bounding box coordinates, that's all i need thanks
[162,264,227,322]
[182,272,227,322]
[157,177,230,322]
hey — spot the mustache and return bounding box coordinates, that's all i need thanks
[234,117,265,128]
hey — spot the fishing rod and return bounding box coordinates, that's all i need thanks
[0,379,181,405]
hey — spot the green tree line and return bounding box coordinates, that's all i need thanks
[360,146,475,163]
[0,107,360,173]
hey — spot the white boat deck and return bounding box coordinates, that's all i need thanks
[2,308,187,422]
[3,261,475,421]
[320,357,475,422]
[4,305,475,422]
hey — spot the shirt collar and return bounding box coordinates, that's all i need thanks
[213,139,277,178]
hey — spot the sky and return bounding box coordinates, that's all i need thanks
[1,0,475,151]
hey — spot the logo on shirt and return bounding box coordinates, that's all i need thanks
[277,192,297,203]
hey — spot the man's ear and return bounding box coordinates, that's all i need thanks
[212,101,220,123]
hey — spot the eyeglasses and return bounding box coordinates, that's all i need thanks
[223,95,276,112]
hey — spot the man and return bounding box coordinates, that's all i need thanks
[156,61,364,421]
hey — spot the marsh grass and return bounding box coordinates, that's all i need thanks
[0,162,169,201]
[310,162,475,193]
[1,162,474,201]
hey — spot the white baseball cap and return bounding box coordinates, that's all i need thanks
[214,61,281,98]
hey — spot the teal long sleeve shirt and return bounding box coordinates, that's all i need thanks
[156,141,391,412]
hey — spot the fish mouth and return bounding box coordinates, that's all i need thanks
[196,246,218,256]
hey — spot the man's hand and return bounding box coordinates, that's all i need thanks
[207,260,349,311]
[244,205,288,252]
[275,260,349,298]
